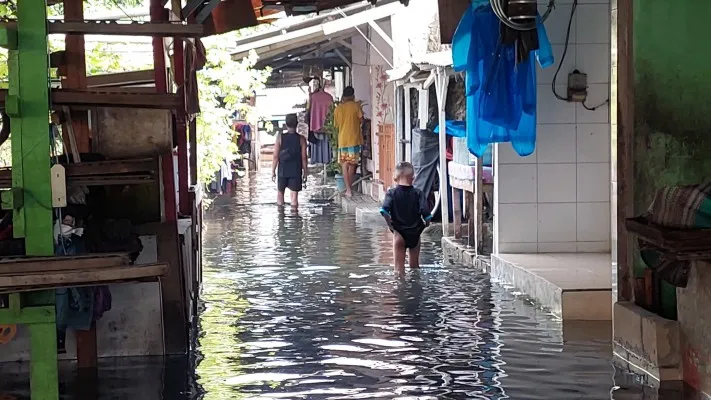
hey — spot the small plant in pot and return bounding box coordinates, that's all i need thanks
[326,160,341,177]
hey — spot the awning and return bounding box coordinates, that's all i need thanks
[188,0,404,36]
[231,1,404,60]
[386,50,454,84]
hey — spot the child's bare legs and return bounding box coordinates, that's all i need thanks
[408,242,421,268]
[392,232,407,270]
[277,190,285,206]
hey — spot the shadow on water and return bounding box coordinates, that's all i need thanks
[0,169,702,399]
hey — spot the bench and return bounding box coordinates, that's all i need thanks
[0,254,167,398]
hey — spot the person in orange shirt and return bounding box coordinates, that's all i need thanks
[333,86,363,197]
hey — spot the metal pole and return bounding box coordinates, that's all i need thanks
[434,68,450,236]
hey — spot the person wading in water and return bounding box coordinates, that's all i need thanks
[272,113,308,208]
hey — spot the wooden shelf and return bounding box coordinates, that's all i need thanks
[0,252,168,293]
[626,217,711,252]
[0,263,168,293]
[0,253,130,275]
[0,158,159,189]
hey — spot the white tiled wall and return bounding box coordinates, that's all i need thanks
[495,0,611,254]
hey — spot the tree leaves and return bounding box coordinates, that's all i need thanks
[196,32,270,185]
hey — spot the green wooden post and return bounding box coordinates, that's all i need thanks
[4,1,58,399]
[14,0,53,250]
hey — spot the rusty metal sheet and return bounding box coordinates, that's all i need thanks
[94,108,173,159]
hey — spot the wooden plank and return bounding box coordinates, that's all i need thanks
[437,0,469,44]
[155,221,188,355]
[51,90,182,109]
[47,21,204,37]
[0,263,167,289]
[616,0,635,302]
[0,158,158,188]
[452,187,462,239]
[92,87,157,93]
[86,70,155,88]
[65,158,158,176]
[0,253,129,274]
[466,190,475,247]
[474,156,483,253]
[62,0,91,154]
[76,324,97,370]
[625,217,711,251]
[0,89,180,109]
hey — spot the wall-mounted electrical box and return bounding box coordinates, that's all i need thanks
[567,70,588,102]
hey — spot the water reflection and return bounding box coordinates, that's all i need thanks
[196,170,623,400]
[0,170,689,399]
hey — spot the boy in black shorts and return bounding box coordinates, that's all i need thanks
[380,162,433,269]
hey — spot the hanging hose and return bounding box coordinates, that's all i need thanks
[489,0,556,30]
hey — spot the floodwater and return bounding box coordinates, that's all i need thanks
[0,169,685,399]
[192,170,659,400]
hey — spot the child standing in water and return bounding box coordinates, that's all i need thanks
[380,162,433,269]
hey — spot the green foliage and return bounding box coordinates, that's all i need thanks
[0,1,270,188]
[322,102,339,147]
[196,33,269,185]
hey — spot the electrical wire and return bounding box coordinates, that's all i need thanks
[551,0,610,110]
[490,0,556,31]
[551,0,577,101]
[582,98,609,111]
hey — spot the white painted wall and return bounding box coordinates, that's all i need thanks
[391,0,439,68]
[495,0,611,254]
[368,19,394,189]
[351,35,372,119]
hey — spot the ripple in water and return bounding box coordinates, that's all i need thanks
[196,170,662,400]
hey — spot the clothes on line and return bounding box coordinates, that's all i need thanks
[309,90,334,132]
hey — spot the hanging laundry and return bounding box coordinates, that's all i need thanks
[452,4,554,157]
[309,89,334,133]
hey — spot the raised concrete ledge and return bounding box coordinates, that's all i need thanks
[491,253,612,320]
[613,301,683,384]
[339,194,382,224]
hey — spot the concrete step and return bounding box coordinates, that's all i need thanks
[490,253,612,321]
[339,194,383,224]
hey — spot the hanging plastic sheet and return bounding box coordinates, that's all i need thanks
[452,4,554,158]
[411,128,439,196]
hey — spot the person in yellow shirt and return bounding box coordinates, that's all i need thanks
[334,86,363,197]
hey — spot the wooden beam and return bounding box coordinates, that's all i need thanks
[51,90,181,109]
[196,0,222,24]
[0,253,130,275]
[474,156,483,252]
[0,158,159,189]
[62,0,91,154]
[0,263,168,291]
[0,89,178,109]
[46,21,204,37]
[616,0,635,302]
[453,187,462,239]
[437,0,469,44]
[86,70,155,88]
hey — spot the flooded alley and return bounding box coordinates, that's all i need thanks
[194,169,634,399]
